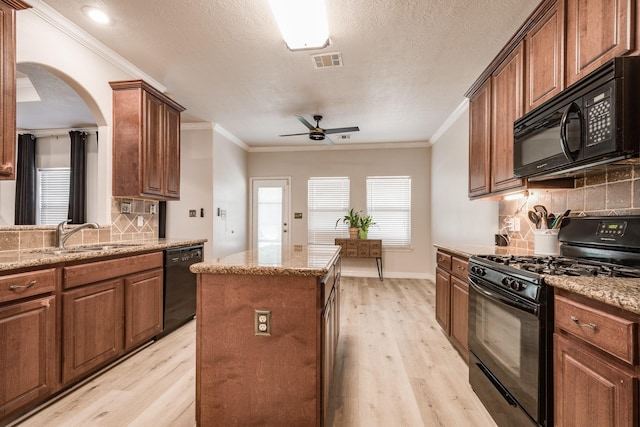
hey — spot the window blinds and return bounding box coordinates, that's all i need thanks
[366,176,411,247]
[307,177,350,244]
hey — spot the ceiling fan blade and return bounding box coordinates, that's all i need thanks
[324,126,360,135]
[323,135,334,145]
[279,132,309,137]
[296,115,316,130]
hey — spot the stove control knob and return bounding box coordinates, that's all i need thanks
[470,266,486,276]
[511,281,526,291]
[502,277,514,288]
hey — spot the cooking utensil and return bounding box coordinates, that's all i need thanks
[547,213,555,229]
[528,210,541,229]
[533,205,549,229]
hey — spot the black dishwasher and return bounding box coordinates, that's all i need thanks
[157,244,203,338]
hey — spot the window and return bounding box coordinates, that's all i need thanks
[366,176,411,247]
[308,177,350,244]
[37,168,70,225]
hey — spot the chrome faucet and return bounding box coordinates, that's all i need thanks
[55,220,100,248]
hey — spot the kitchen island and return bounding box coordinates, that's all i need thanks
[190,244,341,427]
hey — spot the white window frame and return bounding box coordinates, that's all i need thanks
[366,176,411,248]
[37,167,70,225]
[307,177,350,244]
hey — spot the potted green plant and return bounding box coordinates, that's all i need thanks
[336,208,361,239]
[358,214,376,239]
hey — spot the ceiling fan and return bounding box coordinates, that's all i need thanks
[279,115,359,144]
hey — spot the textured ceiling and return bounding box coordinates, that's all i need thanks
[20,0,539,148]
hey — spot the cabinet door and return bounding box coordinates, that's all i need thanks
[525,0,565,111]
[322,289,334,421]
[554,334,636,427]
[124,268,163,350]
[0,296,56,418]
[164,106,181,199]
[468,80,491,198]
[566,0,634,86]
[450,275,469,360]
[435,268,451,334]
[0,1,18,180]
[62,280,124,384]
[491,42,526,194]
[142,92,165,197]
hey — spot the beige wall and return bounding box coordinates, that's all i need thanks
[248,145,431,278]
[430,105,499,276]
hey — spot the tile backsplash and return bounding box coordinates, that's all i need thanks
[110,198,159,241]
[499,165,640,250]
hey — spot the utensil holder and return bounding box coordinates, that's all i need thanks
[534,229,560,255]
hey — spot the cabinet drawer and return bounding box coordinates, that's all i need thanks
[452,257,468,279]
[370,241,381,250]
[63,252,163,289]
[0,269,56,304]
[436,251,452,270]
[370,249,381,257]
[555,295,638,365]
[345,249,357,257]
[346,241,357,249]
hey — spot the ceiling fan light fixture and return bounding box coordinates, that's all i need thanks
[269,0,330,51]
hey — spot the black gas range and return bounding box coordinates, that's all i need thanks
[468,216,640,427]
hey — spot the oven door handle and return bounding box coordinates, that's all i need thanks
[469,277,539,316]
[475,359,519,408]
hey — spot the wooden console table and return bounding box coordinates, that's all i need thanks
[335,238,383,280]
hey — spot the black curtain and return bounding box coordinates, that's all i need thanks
[68,131,87,224]
[14,134,36,225]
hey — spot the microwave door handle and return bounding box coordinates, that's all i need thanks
[469,277,539,315]
[560,102,581,161]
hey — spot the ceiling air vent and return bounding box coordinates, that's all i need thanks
[312,52,342,69]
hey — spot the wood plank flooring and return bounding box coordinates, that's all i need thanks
[14,277,496,427]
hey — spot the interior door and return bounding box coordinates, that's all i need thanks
[251,178,290,249]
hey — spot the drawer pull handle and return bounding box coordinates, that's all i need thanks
[571,316,596,330]
[457,266,464,270]
[9,280,37,290]
[438,257,444,262]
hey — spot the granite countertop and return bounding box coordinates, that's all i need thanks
[434,242,640,316]
[0,238,207,272]
[190,244,341,277]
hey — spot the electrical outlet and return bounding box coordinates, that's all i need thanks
[254,310,271,336]
[121,201,131,214]
[513,217,521,232]
[137,215,144,227]
[504,217,514,232]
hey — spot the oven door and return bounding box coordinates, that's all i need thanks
[468,275,541,425]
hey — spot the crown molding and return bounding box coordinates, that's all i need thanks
[430,98,469,145]
[214,124,250,151]
[181,122,214,131]
[248,140,429,153]
[26,0,166,93]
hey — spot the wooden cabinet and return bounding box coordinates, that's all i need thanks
[434,249,469,361]
[110,80,185,200]
[61,252,163,385]
[62,279,124,385]
[491,41,526,195]
[335,238,383,280]
[554,290,639,427]
[468,80,491,198]
[565,0,635,86]
[525,0,565,111]
[322,277,339,422]
[0,0,29,180]
[0,293,56,420]
[124,268,163,351]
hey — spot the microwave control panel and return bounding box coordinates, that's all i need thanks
[585,87,613,147]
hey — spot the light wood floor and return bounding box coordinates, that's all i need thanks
[14,277,496,427]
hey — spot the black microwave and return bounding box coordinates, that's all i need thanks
[513,56,640,180]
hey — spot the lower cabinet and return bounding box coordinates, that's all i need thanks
[62,280,124,384]
[435,249,469,361]
[322,274,340,422]
[554,290,639,427]
[0,295,56,419]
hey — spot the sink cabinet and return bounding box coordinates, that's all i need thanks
[110,80,185,200]
[0,0,30,180]
[0,269,56,420]
[61,252,163,385]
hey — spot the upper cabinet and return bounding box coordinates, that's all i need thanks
[0,0,30,181]
[525,0,565,111]
[466,0,636,199]
[565,0,634,86]
[110,80,185,200]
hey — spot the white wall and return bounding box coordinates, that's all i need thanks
[166,125,248,261]
[430,104,498,274]
[248,146,431,279]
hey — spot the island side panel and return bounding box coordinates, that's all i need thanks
[196,273,322,426]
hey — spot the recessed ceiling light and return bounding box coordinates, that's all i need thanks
[82,6,111,25]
